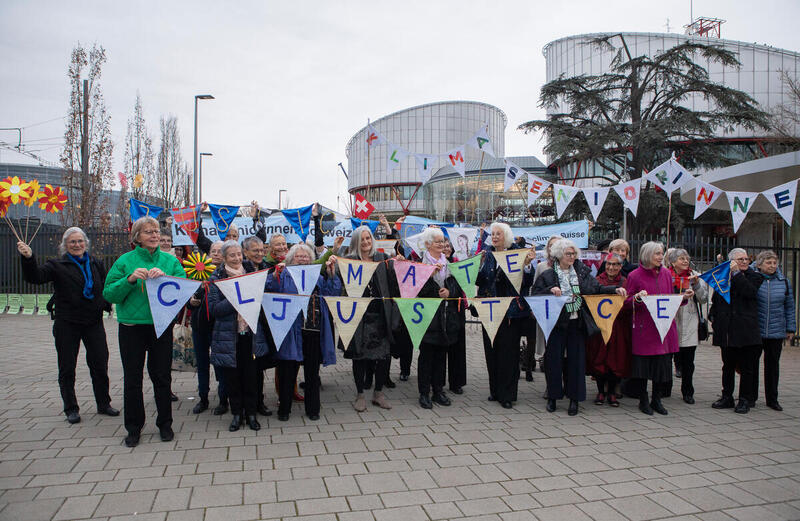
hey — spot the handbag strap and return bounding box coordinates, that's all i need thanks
[693,294,704,320]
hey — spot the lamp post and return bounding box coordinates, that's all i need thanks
[278,189,287,210]
[193,94,214,205]
[199,152,213,203]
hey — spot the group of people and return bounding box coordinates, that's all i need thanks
[17,208,796,447]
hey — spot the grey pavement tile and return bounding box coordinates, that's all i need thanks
[53,495,102,520]
[94,490,157,517]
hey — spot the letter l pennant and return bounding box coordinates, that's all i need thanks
[145,276,202,337]
[214,270,269,331]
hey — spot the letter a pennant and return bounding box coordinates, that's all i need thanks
[467,126,495,158]
[552,184,580,218]
[450,254,481,298]
[393,260,437,298]
[492,248,531,294]
[323,296,371,348]
[145,276,202,337]
[762,180,798,226]
[726,191,759,233]
[262,293,309,350]
[641,295,683,342]
[395,298,442,350]
[613,179,642,217]
[693,179,722,219]
[582,295,624,343]
[471,297,514,346]
[286,265,322,297]
[446,145,467,177]
[214,269,269,331]
[337,258,380,297]
[523,296,570,342]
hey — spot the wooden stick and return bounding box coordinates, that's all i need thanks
[28,220,44,243]
[3,216,22,242]
[515,180,536,222]
[665,195,673,249]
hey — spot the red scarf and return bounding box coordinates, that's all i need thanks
[669,266,692,293]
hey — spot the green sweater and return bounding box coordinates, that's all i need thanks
[103,246,186,324]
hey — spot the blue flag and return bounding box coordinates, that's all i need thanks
[208,204,240,240]
[699,261,732,304]
[130,198,164,223]
[282,204,314,241]
[350,218,380,235]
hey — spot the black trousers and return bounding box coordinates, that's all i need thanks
[595,373,619,394]
[53,319,111,414]
[761,338,783,404]
[276,330,322,417]
[483,317,525,403]
[544,321,586,402]
[448,328,467,391]
[118,324,172,434]
[353,358,388,393]
[418,343,447,395]
[223,333,258,416]
[255,368,266,408]
[677,346,696,398]
[720,345,760,403]
[629,378,671,399]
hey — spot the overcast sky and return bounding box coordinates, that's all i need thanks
[2,0,800,213]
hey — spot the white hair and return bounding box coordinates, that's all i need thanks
[285,243,314,265]
[728,248,747,261]
[490,222,514,249]
[550,238,581,261]
[639,241,665,268]
[58,227,90,256]
[421,227,445,247]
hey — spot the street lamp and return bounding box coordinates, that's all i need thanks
[193,94,214,205]
[278,189,287,210]
[199,152,213,203]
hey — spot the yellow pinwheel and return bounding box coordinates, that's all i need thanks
[0,176,31,205]
[182,252,216,281]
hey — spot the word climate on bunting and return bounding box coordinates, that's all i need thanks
[145,276,201,337]
[336,258,380,297]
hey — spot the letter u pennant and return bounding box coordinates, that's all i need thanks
[214,270,269,331]
[582,295,625,343]
[471,297,514,346]
[145,276,202,337]
[323,297,371,349]
[395,298,442,350]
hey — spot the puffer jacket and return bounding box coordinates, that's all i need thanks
[756,269,796,339]
[673,270,709,348]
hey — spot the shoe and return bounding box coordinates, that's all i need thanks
[568,400,578,416]
[372,392,392,409]
[124,432,140,447]
[767,401,783,411]
[525,370,533,382]
[213,401,229,415]
[639,396,653,415]
[734,399,750,414]
[229,415,242,431]
[432,391,451,406]
[170,392,179,402]
[307,414,320,421]
[246,415,261,431]
[501,401,513,409]
[419,394,433,409]
[450,387,464,395]
[546,399,556,413]
[608,395,620,407]
[399,374,409,382]
[683,395,695,405]
[293,391,305,402]
[97,405,120,416]
[192,399,209,414]
[712,396,735,409]
[353,394,367,412]
[256,403,273,417]
[594,393,605,405]
[675,368,682,379]
[278,414,289,421]
[488,395,496,401]
[66,411,81,424]
[159,426,174,442]
[650,398,668,415]
[384,378,396,389]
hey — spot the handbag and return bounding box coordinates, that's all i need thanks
[694,295,709,342]
[172,310,197,371]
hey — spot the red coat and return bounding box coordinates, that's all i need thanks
[586,273,631,377]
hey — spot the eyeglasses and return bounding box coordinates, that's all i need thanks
[733,257,749,262]
[141,229,160,235]
[67,240,85,245]
[563,252,577,257]
[606,262,621,266]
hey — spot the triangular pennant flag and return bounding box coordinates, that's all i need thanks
[471,297,514,346]
[208,204,240,241]
[552,184,580,218]
[262,293,309,350]
[403,230,427,258]
[492,248,532,294]
[386,144,409,174]
[582,295,625,343]
[504,159,526,192]
[581,187,610,221]
[286,265,322,297]
[130,198,164,222]
[646,157,692,197]
[450,254,481,298]
[726,191,759,233]
[323,296,371,348]
[762,180,798,226]
[145,276,202,337]
[393,260,437,298]
[468,126,495,158]
[693,179,723,219]
[528,174,552,206]
[337,258,380,296]
[641,295,683,343]
[353,193,375,220]
[668,160,693,193]
[213,269,269,331]
[171,205,200,244]
[523,295,570,342]
[365,123,387,149]
[699,261,731,304]
[394,298,442,350]
[613,179,642,217]
[350,218,380,235]
[281,204,314,241]
[446,145,467,177]
[414,154,439,184]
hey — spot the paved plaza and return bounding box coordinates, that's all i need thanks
[1,315,800,521]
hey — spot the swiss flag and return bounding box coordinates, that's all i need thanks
[354,193,375,220]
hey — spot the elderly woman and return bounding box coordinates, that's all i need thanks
[667,248,708,405]
[531,239,626,415]
[104,217,186,447]
[476,222,533,409]
[441,236,468,394]
[753,250,794,411]
[527,236,563,381]
[17,230,117,424]
[709,248,763,414]
[599,239,637,277]
[266,244,340,421]
[415,227,464,408]
[625,242,690,416]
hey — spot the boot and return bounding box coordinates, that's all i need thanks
[372,391,392,409]
[192,395,209,414]
[525,370,534,382]
[639,391,653,415]
[650,394,668,415]
[212,398,229,416]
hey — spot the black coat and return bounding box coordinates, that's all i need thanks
[710,268,763,348]
[20,253,111,324]
[416,273,463,348]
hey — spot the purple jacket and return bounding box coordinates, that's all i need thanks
[624,265,679,356]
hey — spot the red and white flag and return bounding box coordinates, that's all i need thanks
[354,193,375,220]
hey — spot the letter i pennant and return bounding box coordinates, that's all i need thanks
[214,270,269,331]
[523,296,570,342]
[262,294,309,351]
[471,297,514,346]
[395,298,442,350]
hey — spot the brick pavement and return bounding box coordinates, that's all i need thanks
[1,315,799,521]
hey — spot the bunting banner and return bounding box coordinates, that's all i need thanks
[337,258,380,297]
[170,205,200,244]
[552,184,580,218]
[386,145,409,174]
[324,296,371,348]
[449,227,478,261]
[394,298,442,350]
[393,260,437,298]
[446,145,467,177]
[762,179,797,226]
[350,218,380,235]
[281,204,314,241]
[468,125,495,158]
[145,276,202,337]
[582,294,625,343]
[471,297,514,346]
[214,269,269,331]
[523,295,571,342]
[286,265,322,297]
[504,159,525,192]
[641,295,683,343]
[528,174,552,206]
[647,156,691,196]
[403,231,428,258]
[365,123,387,148]
[613,179,642,217]
[262,293,309,350]
[414,154,439,185]
[208,204,240,241]
[492,248,532,294]
[699,261,731,304]
[726,191,759,233]
[581,187,610,221]
[130,198,164,222]
[449,254,481,299]
[692,179,723,219]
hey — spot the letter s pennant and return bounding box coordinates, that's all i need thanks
[394,298,442,350]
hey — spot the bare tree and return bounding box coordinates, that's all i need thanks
[123,92,156,202]
[772,71,800,142]
[156,115,190,208]
[60,43,114,228]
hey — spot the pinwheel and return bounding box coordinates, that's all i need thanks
[38,184,68,213]
[22,180,43,207]
[183,252,216,281]
[0,176,31,205]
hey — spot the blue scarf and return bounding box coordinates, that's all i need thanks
[67,253,94,300]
